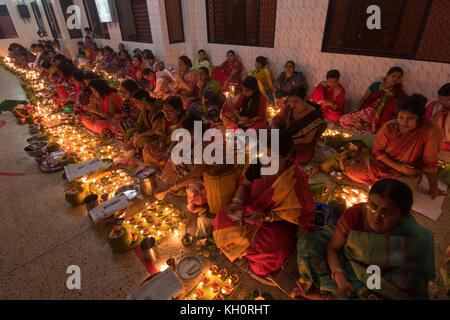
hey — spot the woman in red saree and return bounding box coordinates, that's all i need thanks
[126,55,146,83]
[213,131,316,278]
[221,76,268,130]
[344,94,443,199]
[211,50,243,91]
[339,67,407,133]
[81,79,123,135]
[310,70,346,122]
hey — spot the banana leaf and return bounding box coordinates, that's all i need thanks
[0,100,28,113]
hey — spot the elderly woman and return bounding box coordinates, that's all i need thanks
[310,70,346,122]
[174,55,199,109]
[426,83,450,153]
[221,76,268,130]
[142,96,184,169]
[339,67,407,133]
[248,56,273,100]
[272,86,327,165]
[187,67,225,121]
[296,179,435,300]
[193,49,212,73]
[213,130,316,279]
[273,61,308,104]
[211,50,243,91]
[344,94,443,199]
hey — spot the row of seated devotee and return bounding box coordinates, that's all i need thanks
[7,40,448,300]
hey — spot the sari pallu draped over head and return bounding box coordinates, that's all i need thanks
[297,213,435,300]
[212,164,316,264]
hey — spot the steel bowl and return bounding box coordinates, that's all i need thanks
[176,255,203,280]
[28,124,41,135]
[24,141,48,158]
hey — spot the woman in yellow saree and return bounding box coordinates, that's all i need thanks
[296,179,435,300]
[213,131,316,278]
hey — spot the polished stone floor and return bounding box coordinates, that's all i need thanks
[0,67,448,300]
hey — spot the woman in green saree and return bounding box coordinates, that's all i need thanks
[124,89,164,152]
[296,179,435,300]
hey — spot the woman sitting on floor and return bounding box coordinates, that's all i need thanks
[193,49,212,73]
[81,79,122,136]
[142,68,157,94]
[273,61,308,105]
[344,94,443,199]
[154,114,208,217]
[187,67,225,121]
[296,179,435,300]
[142,96,184,169]
[124,89,164,153]
[111,79,140,143]
[211,50,243,91]
[221,76,268,130]
[174,55,199,109]
[213,130,316,280]
[310,70,346,122]
[126,54,146,84]
[272,86,327,165]
[426,83,450,153]
[339,67,407,133]
[248,56,274,101]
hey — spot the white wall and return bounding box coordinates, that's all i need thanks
[183,0,450,112]
[2,0,449,111]
[0,0,53,56]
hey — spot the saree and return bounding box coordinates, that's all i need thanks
[273,71,308,99]
[142,118,180,169]
[212,60,243,88]
[81,93,122,134]
[273,103,327,164]
[427,100,450,152]
[296,209,435,300]
[221,94,268,130]
[193,59,212,73]
[344,120,442,185]
[124,101,164,147]
[213,164,316,277]
[187,79,225,119]
[339,82,407,133]
[248,68,273,100]
[310,82,346,122]
[174,70,200,109]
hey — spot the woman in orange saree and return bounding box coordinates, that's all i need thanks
[344,94,443,199]
[213,131,316,278]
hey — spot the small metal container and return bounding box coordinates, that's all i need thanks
[83,194,99,212]
[136,168,157,197]
[140,237,158,262]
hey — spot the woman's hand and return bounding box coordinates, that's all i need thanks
[243,212,265,225]
[154,188,168,201]
[334,273,355,298]
[395,163,418,176]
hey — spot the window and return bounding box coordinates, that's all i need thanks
[206,0,277,48]
[83,0,110,39]
[115,0,153,43]
[41,0,62,38]
[31,1,48,37]
[0,5,18,39]
[164,0,184,43]
[322,0,449,64]
[59,0,83,39]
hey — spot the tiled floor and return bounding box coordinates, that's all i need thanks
[0,68,448,300]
